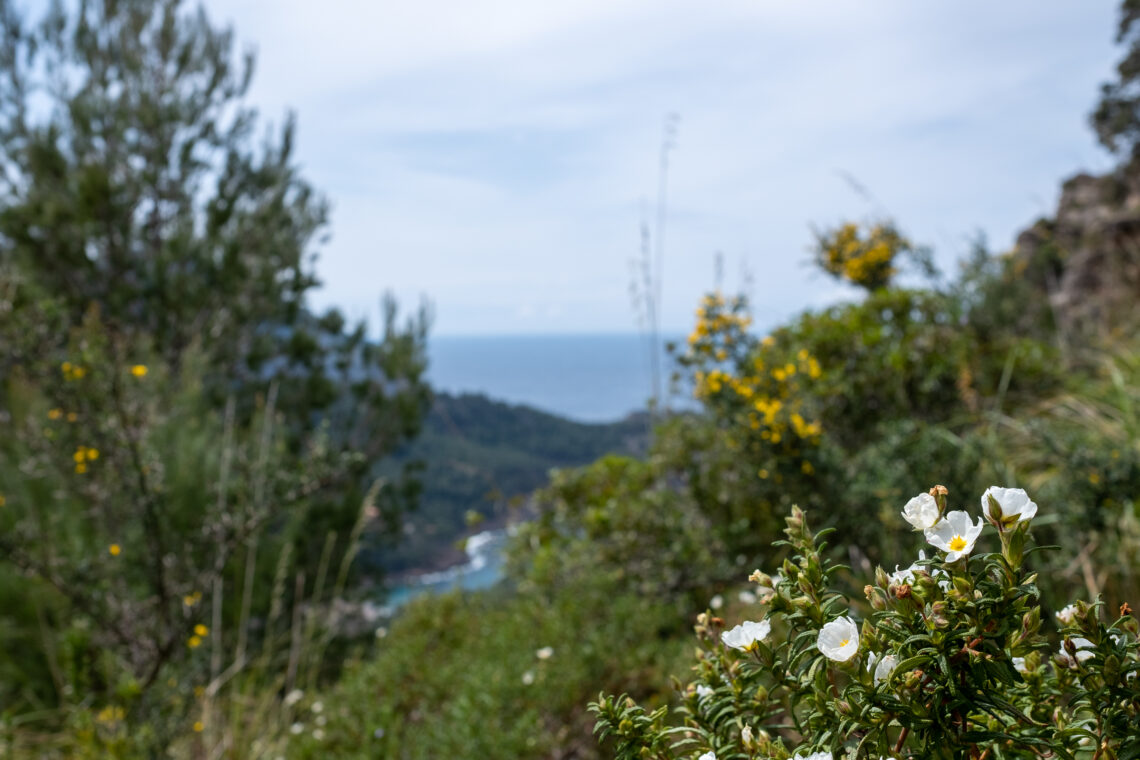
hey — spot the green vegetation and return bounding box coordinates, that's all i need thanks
[3,0,1140,758]
[377,393,648,575]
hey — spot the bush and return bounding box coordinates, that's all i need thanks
[593,489,1140,760]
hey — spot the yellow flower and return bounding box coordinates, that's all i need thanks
[193,686,205,698]
[130,364,148,378]
[188,635,202,649]
[75,463,88,474]
[96,706,125,724]
[193,721,204,733]
[48,408,63,420]
[0,494,5,507]
[183,593,201,607]
[67,412,78,422]
[109,544,121,556]
[194,624,209,637]
[87,448,99,460]
[74,449,86,463]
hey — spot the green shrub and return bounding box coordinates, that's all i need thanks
[593,490,1140,759]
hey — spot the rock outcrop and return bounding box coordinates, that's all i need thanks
[1014,170,1140,336]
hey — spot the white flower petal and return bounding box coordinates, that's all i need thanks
[982,486,1038,528]
[817,616,860,662]
[924,511,983,562]
[721,619,771,651]
[901,492,940,530]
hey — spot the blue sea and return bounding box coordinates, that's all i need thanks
[427,333,687,423]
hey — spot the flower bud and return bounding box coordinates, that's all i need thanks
[866,585,888,611]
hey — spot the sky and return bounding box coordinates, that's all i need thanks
[196,0,1121,337]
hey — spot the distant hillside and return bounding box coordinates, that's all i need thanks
[371,392,650,575]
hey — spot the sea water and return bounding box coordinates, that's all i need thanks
[427,333,685,423]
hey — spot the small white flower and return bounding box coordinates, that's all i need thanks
[521,670,535,685]
[1055,604,1078,625]
[709,594,724,610]
[871,653,898,684]
[535,646,554,660]
[315,715,327,727]
[310,701,323,714]
[901,492,939,530]
[373,728,386,739]
[283,689,304,708]
[738,590,757,605]
[312,728,325,741]
[741,725,754,746]
[721,619,771,651]
[981,486,1037,527]
[1059,637,1095,665]
[888,562,918,586]
[817,616,859,662]
[792,752,833,760]
[924,511,984,562]
[374,626,388,639]
[290,722,304,735]
[695,684,714,699]
[1012,656,1027,673]
[698,752,716,760]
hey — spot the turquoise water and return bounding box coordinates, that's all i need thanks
[387,334,687,607]
[384,529,508,609]
[428,333,684,423]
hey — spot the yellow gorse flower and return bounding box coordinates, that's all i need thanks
[96,706,125,724]
[130,364,148,377]
[816,221,907,291]
[193,624,209,637]
[109,544,121,556]
[61,361,87,381]
[74,445,99,473]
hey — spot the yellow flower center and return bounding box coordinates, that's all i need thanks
[838,638,850,648]
[949,535,968,552]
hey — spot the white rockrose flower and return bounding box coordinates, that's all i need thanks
[741,725,754,746]
[1012,656,1028,673]
[817,616,860,662]
[521,670,535,685]
[901,492,939,530]
[283,689,304,708]
[709,594,724,610]
[869,652,898,684]
[721,619,771,652]
[535,646,554,660]
[792,752,833,760]
[738,590,757,605]
[1055,604,1078,625]
[695,684,713,699]
[698,752,717,760]
[924,511,984,562]
[982,486,1038,527]
[1059,637,1095,665]
[289,722,304,735]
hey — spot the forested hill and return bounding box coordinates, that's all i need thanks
[375,392,651,574]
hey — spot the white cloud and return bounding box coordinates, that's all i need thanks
[202,0,1120,335]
